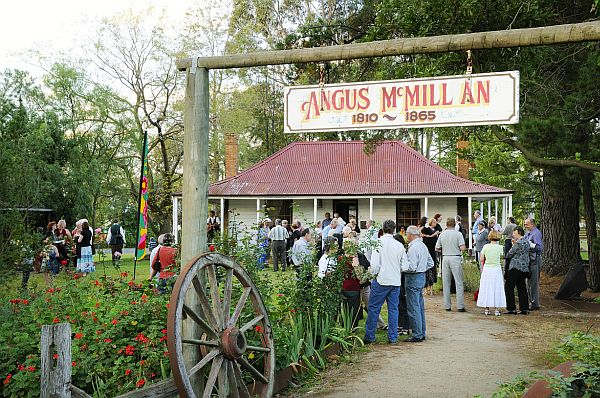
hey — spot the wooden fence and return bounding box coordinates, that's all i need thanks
[40,323,178,398]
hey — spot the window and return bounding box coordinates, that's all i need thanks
[264,200,293,223]
[396,199,421,230]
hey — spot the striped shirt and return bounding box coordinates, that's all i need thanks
[268,225,289,241]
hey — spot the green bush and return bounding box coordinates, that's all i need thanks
[490,333,600,398]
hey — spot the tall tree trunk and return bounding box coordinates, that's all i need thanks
[582,170,600,291]
[541,167,581,275]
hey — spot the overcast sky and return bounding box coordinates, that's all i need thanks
[0,0,209,72]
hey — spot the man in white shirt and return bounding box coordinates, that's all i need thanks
[436,218,467,311]
[402,226,434,342]
[365,220,408,344]
[268,219,289,271]
[206,210,220,243]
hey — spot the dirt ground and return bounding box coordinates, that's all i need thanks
[287,275,600,398]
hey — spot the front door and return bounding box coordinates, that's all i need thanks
[333,199,358,224]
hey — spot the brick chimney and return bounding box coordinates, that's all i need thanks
[225,132,238,178]
[456,139,470,179]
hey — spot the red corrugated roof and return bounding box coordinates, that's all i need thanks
[209,141,511,196]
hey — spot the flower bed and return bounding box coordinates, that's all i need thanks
[1,232,366,397]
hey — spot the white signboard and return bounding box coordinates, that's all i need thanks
[284,71,519,133]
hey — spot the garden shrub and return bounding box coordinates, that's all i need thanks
[490,332,600,398]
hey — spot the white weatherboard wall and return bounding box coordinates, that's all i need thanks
[427,197,458,221]
[228,199,258,238]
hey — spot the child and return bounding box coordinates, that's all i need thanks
[477,230,507,316]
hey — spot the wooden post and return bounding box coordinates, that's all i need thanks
[182,66,209,394]
[177,22,600,70]
[41,323,72,398]
[468,196,473,251]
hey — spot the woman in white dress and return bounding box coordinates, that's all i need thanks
[477,230,506,315]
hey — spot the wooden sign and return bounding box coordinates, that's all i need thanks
[283,71,519,133]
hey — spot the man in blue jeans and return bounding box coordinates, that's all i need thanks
[365,220,408,344]
[402,225,435,342]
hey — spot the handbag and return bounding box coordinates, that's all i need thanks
[152,248,162,272]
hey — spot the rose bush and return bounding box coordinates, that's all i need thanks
[0,272,169,397]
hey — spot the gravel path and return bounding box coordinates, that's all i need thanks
[300,295,536,398]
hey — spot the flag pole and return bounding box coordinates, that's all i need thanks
[133,130,148,280]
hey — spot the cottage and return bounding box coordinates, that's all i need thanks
[171,140,513,249]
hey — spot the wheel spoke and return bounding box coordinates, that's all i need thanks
[237,356,268,385]
[202,355,224,398]
[182,338,219,348]
[192,275,219,330]
[232,359,250,397]
[229,287,251,327]
[246,345,270,353]
[182,304,217,339]
[227,360,240,398]
[188,349,219,377]
[217,355,228,397]
[222,268,233,328]
[206,264,222,326]
[239,315,264,333]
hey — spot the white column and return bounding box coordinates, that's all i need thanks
[508,195,513,216]
[480,202,484,218]
[502,197,507,226]
[172,196,179,244]
[256,198,261,224]
[494,199,498,221]
[468,196,473,250]
[220,198,225,236]
[487,201,491,221]
[424,197,429,217]
[369,197,374,221]
[313,198,318,224]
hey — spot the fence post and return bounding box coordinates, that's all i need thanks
[41,323,72,398]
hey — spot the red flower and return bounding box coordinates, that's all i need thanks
[103,338,112,343]
[111,319,118,325]
[125,345,135,355]
[46,288,55,294]
[71,362,76,367]
[159,335,167,342]
[139,360,146,366]
[95,302,100,308]
[254,325,264,333]
[52,317,60,324]
[209,244,216,252]
[141,294,148,303]
[125,369,132,376]
[74,333,83,339]
[134,333,150,344]
[120,310,129,316]
[22,299,29,305]
[9,298,19,304]
[131,301,138,305]
[120,272,128,278]
[150,373,156,379]
[27,366,35,372]
[93,280,101,286]
[163,350,169,357]
[53,354,59,360]
[161,329,167,334]
[277,293,284,297]
[73,273,82,280]
[96,330,103,335]
[136,379,146,388]
[3,373,11,385]
[17,364,25,371]
[128,281,135,287]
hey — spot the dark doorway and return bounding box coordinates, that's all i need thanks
[396,199,421,230]
[264,200,293,223]
[333,199,358,224]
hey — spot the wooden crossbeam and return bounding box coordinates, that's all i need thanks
[177,21,600,71]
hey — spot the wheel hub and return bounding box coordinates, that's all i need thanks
[221,326,247,360]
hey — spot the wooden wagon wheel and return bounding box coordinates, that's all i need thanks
[167,253,275,398]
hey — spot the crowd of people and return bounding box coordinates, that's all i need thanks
[254,209,544,344]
